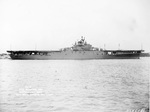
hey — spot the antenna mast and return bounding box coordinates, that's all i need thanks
[118,44,120,50]
[141,43,143,50]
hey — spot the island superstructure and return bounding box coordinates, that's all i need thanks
[7,37,143,60]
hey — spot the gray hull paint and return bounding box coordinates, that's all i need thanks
[9,51,140,60]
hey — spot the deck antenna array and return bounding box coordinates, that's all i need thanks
[118,44,120,50]
[104,44,106,50]
[141,43,143,50]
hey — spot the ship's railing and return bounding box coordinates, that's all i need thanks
[7,50,62,56]
[103,50,144,55]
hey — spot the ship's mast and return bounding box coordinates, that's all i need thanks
[141,43,143,50]
[118,44,120,50]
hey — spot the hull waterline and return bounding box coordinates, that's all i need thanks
[8,51,141,60]
[7,37,143,60]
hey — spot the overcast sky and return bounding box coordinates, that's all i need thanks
[0,0,150,53]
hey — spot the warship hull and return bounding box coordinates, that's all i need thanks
[7,37,143,60]
[7,50,141,60]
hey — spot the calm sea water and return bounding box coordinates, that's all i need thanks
[0,58,149,112]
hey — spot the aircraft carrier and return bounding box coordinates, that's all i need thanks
[7,37,143,60]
